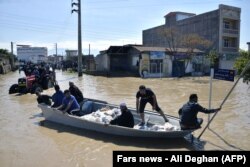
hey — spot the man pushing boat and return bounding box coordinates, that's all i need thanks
[136,85,169,126]
[178,94,221,130]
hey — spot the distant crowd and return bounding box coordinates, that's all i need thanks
[18,62,56,92]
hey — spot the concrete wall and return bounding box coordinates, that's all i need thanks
[143,25,166,47]
[143,5,240,54]
[185,61,193,73]
[143,10,220,51]
[178,10,220,51]
[0,56,11,74]
[163,55,172,77]
[143,4,241,71]
[0,64,11,74]
[219,60,235,69]
[128,48,140,72]
[95,53,110,71]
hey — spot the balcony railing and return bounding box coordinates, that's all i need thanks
[223,29,239,34]
[222,47,238,52]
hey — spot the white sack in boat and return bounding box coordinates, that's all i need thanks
[81,108,121,124]
[149,122,180,131]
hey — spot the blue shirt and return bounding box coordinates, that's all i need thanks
[52,90,64,107]
[62,95,80,112]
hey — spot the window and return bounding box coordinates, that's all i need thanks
[224,38,229,47]
[231,38,237,47]
[150,59,163,74]
[223,37,237,48]
[193,63,202,72]
[223,21,230,29]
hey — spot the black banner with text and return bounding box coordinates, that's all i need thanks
[113,151,249,167]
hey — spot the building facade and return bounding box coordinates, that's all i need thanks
[17,45,48,63]
[65,50,78,57]
[95,45,206,77]
[143,4,241,69]
[48,55,64,64]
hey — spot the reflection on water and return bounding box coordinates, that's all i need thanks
[0,71,250,166]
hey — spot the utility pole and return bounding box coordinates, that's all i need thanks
[89,43,90,55]
[55,43,57,57]
[72,0,83,77]
[54,43,58,65]
[10,42,14,70]
[88,43,90,71]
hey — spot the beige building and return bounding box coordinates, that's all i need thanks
[143,4,241,70]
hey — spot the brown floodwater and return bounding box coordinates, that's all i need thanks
[0,70,249,167]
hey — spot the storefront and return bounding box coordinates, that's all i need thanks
[139,51,172,78]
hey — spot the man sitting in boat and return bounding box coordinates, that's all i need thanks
[179,94,221,130]
[69,82,84,104]
[136,85,168,126]
[35,90,51,106]
[110,103,134,128]
[56,90,80,114]
[51,85,64,108]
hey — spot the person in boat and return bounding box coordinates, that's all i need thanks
[56,90,80,114]
[35,90,52,106]
[179,94,221,130]
[110,103,134,128]
[136,85,168,126]
[51,85,64,108]
[69,81,84,104]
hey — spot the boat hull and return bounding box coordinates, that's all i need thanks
[38,103,193,138]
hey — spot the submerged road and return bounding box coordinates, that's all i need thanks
[0,70,249,167]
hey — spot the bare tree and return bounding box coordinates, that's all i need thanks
[181,33,211,70]
[158,28,212,73]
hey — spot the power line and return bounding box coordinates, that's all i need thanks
[0,20,141,38]
[0,11,143,34]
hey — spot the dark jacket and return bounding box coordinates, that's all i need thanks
[179,102,216,127]
[69,85,84,103]
[37,95,51,106]
[110,109,134,128]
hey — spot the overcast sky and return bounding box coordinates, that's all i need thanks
[0,0,249,56]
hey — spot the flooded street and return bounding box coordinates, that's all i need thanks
[0,71,250,167]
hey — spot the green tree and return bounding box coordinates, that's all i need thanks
[0,49,11,58]
[206,50,219,68]
[234,50,250,84]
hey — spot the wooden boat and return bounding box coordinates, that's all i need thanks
[38,99,194,138]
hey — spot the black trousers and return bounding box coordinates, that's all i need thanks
[139,98,161,113]
[180,118,203,130]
